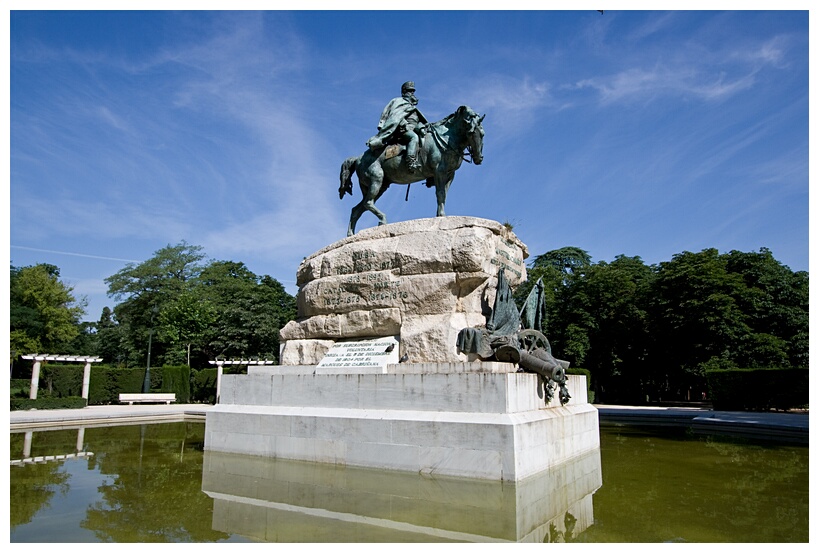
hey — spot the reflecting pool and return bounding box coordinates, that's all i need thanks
[9,421,808,542]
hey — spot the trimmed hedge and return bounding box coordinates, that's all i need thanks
[706,367,808,411]
[89,367,146,404]
[11,396,87,411]
[14,364,207,406]
[10,379,30,398]
[9,360,224,408]
[39,364,85,397]
[161,365,191,403]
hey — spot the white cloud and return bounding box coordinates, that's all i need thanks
[626,12,678,42]
[573,63,758,105]
[95,106,131,133]
[470,76,552,113]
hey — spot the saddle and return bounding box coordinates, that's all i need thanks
[376,124,428,157]
[383,143,403,160]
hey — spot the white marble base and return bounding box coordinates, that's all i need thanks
[204,363,600,481]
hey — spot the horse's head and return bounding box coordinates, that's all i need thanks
[456,106,485,165]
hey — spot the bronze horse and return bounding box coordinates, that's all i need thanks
[339,105,485,236]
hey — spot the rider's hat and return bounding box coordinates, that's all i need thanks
[401,81,416,93]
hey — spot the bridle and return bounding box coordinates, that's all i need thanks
[429,113,485,164]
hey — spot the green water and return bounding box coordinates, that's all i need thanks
[9,422,808,542]
[577,425,808,542]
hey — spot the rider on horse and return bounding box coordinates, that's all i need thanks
[366,81,428,172]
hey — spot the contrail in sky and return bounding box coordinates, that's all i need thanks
[11,245,140,263]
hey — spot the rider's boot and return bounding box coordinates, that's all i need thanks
[406,134,421,172]
[406,155,421,172]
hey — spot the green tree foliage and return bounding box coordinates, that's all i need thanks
[96,246,296,367]
[525,247,808,404]
[514,246,592,334]
[103,242,206,366]
[68,321,98,356]
[196,261,297,362]
[648,248,807,380]
[531,246,592,275]
[647,248,751,392]
[10,263,86,356]
[560,255,654,400]
[158,292,217,366]
[93,307,126,366]
[724,248,808,369]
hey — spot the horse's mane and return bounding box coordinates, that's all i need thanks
[430,110,458,129]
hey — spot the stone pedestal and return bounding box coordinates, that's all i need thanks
[279,216,528,365]
[204,216,600,482]
[205,363,599,481]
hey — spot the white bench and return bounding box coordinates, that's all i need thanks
[119,393,176,405]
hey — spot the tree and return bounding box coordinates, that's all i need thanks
[723,248,808,369]
[106,241,206,305]
[104,242,206,367]
[531,246,591,275]
[647,247,808,380]
[521,246,807,404]
[196,261,296,363]
[101,248,297,368]
[158,291,217,366]
[93,307,126,366]
[647,249,751,397]
[10,263,86,356]
[560,255,654,402]
[515,247,592,337]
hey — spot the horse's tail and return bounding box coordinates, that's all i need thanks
[339,156,357,199]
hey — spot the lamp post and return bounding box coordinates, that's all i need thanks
[142,307,157,394]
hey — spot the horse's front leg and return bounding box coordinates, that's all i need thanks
[434,172,455,217]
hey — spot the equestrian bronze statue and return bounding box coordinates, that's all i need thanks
[339,84,485,236]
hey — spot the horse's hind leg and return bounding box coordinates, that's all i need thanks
[348,196,386,236]
[367,199,387,226]
[369,181,390,225]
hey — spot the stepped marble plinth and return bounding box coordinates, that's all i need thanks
[204,363,599,481]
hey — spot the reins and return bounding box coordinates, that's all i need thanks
[429,121,475,163]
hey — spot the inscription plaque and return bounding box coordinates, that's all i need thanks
[316,336,400,373]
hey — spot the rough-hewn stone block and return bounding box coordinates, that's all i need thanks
[282,217,528,364]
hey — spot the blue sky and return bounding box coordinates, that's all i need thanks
[6,6,811,323]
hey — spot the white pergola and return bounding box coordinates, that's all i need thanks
[21,354,103,400]
[209,358,275,403]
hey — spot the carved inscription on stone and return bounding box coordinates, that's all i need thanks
[313,245,411,310]
[491,238,524,279]
[318,270,409,308]
[332,249,394,276]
